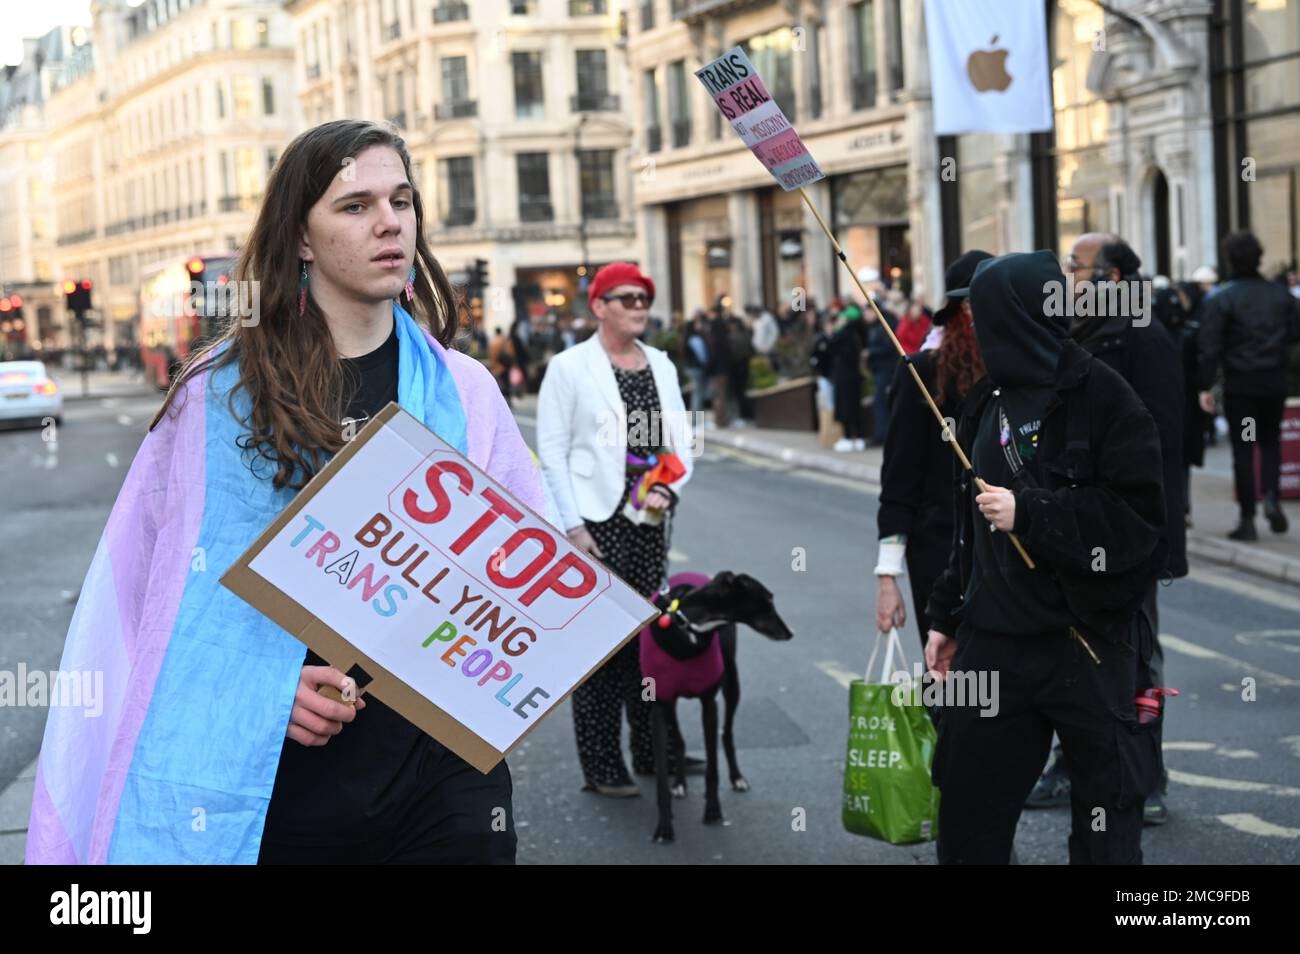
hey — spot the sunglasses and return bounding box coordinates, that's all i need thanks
[601,292,652,309]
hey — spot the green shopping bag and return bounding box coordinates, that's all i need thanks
[842,627,941,844]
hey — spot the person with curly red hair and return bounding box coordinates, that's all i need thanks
[874,251,990,658]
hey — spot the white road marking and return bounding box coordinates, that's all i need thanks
[815,660,859,690]
[1216,813,1300,839]
[1168,769,1300,797]
[1186,566,1300,614]
[1233,629,1300,655]
[1281,736,1300,759]
[667,549,689,563]
[1163,741,1259,759]
[793,469,881,495]
[116,414,133,426]
[105,452,119,468]
[1160,633,1300,688]
[709,444,793,471]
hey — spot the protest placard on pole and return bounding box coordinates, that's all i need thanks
[697,45,1036,572]
[694,46,825,192]
[222,402,660,773]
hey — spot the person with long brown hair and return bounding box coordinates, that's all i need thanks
[26,120,541,865]
[874,251,990,657]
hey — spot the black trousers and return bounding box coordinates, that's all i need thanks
[933,617,1160,865]
[1224,391,1285,518]
[572,639,655,783]
[258,742,516,865]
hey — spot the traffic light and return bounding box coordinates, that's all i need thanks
[63,279,93,312]
[469,258,488,300]
[8,294,21,320]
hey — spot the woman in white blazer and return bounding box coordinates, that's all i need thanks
[536,262,694,797]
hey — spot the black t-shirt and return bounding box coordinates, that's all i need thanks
[262,323,434,846]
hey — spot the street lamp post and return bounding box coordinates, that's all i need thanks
[575,113,591,318]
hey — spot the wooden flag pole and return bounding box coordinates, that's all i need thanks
[798,187,1036,570]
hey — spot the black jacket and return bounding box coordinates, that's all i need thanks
[926,340,1166,644]
[1073,310,1187,578]
[877,351,955,549]
[1198,276,1300,396]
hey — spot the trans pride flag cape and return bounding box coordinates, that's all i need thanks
[26,304,543,864]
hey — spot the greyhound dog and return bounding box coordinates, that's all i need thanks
[641,570,793,843]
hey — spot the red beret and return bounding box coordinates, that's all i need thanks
[588,262,655,309]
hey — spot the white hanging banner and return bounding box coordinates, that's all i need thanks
[924,0,1054,135]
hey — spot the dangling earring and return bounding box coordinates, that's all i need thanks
[405,265,416,303]
[298,261,309,317]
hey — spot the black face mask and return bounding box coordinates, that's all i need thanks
[968,251,1072,482]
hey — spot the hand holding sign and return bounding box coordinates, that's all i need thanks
[290,665,367,747]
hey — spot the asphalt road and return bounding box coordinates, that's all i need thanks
[2,396,1297,864]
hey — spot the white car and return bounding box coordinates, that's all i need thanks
[0,361,64,427]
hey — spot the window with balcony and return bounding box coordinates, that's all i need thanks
[578,149,617,220]
[810,22,823,119]
[388,70,407,128]
[889,0,904,92]
[233,76,255,119]
[852,1,878,109]
[517,153,553,222]
[434,2,469,23]
[437,60,475,118]
[442,56,470,104]
[262,79,275,116]
[443,156,476,226]
[743,29,795,121]
[513,51,545,119]
[257,17,269,48]
[236,146,260,200]
[640,0,655,31]
[668,59,691,148]
[644,68,662,153]
[573,50,616,111]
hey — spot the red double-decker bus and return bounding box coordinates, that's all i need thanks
[137,252,237,388]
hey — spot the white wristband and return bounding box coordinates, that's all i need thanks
[874,538,907,577]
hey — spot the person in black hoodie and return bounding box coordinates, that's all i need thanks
[924,251,1166,865]
[1198,230,1300,540]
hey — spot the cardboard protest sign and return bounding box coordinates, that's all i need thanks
[221,402,659,772]
[695,46,825,192]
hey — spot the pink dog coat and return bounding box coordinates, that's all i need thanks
[639,571,725,702]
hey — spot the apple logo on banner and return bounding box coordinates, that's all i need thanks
[967,35,1012,92]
